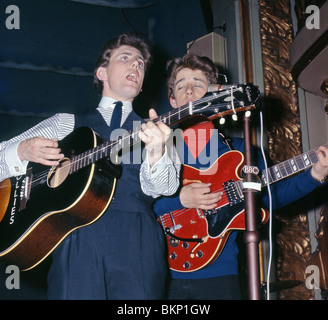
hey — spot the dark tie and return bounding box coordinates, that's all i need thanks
[110,101,123,131]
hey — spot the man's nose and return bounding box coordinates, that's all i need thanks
[186,84,195,95]
[131,57,140,69]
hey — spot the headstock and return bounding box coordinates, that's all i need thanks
[191,83,260,121]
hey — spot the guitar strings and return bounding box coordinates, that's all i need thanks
[27,102,194,187]
[13,90,232,187]
[2,88,241,189]
[159,187,230,227]
[5,105,191,189]
[261,146,320,186]
[2,134,323,191]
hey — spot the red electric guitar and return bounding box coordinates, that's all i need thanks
[158,146,323,272]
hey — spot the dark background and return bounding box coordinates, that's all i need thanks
[0,0,212,140]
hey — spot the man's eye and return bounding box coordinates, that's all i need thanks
[138,60,144,68]
[194,82,206,88]
[121,56,128,61]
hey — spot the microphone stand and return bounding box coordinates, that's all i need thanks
[243,113,261,300]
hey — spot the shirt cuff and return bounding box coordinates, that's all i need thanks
[144,146,170,177]
[5,140,28,176]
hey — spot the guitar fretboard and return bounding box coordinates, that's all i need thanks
[68,88,248,174]
[260,147,321,186]
[68,105,195,174]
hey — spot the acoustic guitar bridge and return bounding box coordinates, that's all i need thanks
[19,167,32,211]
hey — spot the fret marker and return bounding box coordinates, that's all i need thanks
[291,159,297,172]
[274,167,281,179]
[303,154,310,166]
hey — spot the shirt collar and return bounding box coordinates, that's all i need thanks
[98,96,133,112]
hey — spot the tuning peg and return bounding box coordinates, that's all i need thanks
[219,117,226,125]
[232,114,238,121]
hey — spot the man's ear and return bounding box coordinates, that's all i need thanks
[96,67,107,81]
[169,96,177,108]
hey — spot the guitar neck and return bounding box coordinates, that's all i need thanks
[69,102,195,174]
[260,146,322,186]
[68,85,258,174]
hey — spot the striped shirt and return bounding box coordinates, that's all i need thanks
[0,97,180,198]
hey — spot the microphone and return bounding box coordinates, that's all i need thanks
[207,84,235,92]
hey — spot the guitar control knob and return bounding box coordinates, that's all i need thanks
[183,262,190,269]
[170,252,177,260]
[182,242,189,249]
[169,237,179,248]
[196,250,203,258]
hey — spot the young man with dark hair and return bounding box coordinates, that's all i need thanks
[0,34,180,299]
